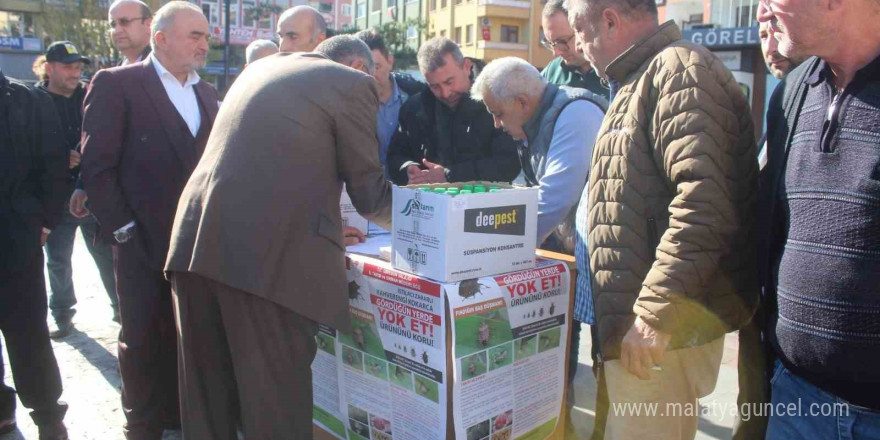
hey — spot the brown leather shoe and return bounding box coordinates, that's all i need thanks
[38,420,68,440]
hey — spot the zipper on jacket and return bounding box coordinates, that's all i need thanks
[647,217,658,251]
[819,88,845,153]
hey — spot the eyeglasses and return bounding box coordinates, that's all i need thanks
[541,34,575,52]
[109,16,148,29]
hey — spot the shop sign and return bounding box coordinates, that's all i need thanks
[683,26,759,48]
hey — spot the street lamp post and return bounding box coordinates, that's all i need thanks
[224,0,231,93]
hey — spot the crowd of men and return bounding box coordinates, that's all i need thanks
[0,0,877,438]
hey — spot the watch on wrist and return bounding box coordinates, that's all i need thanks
[114,224,135,243]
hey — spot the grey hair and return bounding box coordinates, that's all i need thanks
[542,0,568,18]
[245,39,278,64]
[564,0,657,32]
[417,37,464,75]
[150,1,204,50]
[315,35,375,75]
[278,6,327,41]
[471,57,546,102]
[109,0,152,19]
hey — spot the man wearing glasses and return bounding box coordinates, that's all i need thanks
[540,0,608,100]
[109,0,153,66]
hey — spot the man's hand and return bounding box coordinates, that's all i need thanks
[343,226,366,246]
[406,165,427,184]
[620,316,672,380]
[419,159,448,184]
[69,150,81,169]
[69,189,89,218]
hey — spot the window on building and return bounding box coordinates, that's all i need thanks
[373,0,381,12]
[737,5,756,27]
[242,0,256,27]
[465,24,473,44]
[200,2,220,27]
[440,30,446,37]
[0,11,36,38]
[441,0,447,8]
[221,0,240,28]
[356,2,366,17]
[455,0,463,5]
[711,0,759,27]
[454,26,462,44]
[387,0,395,8]
[406,24,418,39]
[501,25,519,43]
[430,0,436,10]
[342,3,353,16]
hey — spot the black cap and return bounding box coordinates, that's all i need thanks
[45,41,91,65]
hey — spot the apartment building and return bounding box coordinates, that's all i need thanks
[425,0,551,68]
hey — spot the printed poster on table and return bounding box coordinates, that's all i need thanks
[448,258,570,440]
[318,254,448,440]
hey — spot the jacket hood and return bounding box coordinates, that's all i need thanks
[605,20,681,83]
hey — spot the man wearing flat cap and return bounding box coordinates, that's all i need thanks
[38,41,119,339]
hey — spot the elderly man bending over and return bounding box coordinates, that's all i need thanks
[471,57,605,246]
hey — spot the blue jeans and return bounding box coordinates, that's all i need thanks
[44,209,117,322]
[767,361,880,440]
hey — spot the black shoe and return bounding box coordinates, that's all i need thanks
[49,320,74,339]
[0,417,16,435]
[38,420,68,440]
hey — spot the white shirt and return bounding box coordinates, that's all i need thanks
[150,53,201,137]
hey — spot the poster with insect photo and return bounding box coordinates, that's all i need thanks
[448,258,570,440]
[334,254,447,440]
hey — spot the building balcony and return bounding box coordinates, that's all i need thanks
[476,0,528,7]
[476,40,527,51]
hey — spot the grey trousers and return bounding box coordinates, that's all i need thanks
[169,272,318,440]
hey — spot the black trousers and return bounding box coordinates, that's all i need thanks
[0,252,67,426]
[169,272,318,440]
[113,236,179,440]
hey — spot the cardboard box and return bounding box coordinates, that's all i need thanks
[392,182,538,283]
[340,187,369,233]
[313,250,575,440]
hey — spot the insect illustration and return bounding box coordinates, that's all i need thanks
[493,349,508,366]
[478,321,491,347]
[531,310,536,318]
[421,350,429,364]
[416,378,429,395]
[410,347,417,358]
[346,352,355,365]
[317,337,327,350]
[353,327,365,350]
[539,307,544,317]
[348,280,364,302]
[368,361,383,376]
[467,361,476,377]
[394,366,405,379]
[549,302,556,316]
[459,278,490,300]
[540,335,551,349]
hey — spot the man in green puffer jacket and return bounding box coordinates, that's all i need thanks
[564,0,760,438]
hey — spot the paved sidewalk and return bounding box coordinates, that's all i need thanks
[3,232,741,439]
[1,233,181,440]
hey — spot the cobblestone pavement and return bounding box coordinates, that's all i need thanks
[3,232,740,440]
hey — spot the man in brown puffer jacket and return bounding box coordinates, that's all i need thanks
[564,0,759,438]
